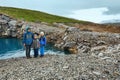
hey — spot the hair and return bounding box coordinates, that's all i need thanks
[40,32,44,35]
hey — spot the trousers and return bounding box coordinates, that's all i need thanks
[34,48,39,57]
[40,46,44,56]
[25,45,31,58]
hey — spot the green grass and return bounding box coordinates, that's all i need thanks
[0,6,90,23]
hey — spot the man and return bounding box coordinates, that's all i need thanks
[23,26,34,58]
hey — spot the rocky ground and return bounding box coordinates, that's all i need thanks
[0,14,120,80]
[0,43,120,80]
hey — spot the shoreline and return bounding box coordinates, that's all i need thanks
[0,45,120,80]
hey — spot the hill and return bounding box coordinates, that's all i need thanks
[0,6,90,23]
[0,6,120,33]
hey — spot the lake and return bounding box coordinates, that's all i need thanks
[0,38,64,59]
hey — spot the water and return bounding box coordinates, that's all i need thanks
[0,38,64,59]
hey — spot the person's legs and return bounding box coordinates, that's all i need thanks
[26,45,31,58]
[34,48,38,58]
[34,49,36,57]
[28,45,31,57]
[40,46,44,57]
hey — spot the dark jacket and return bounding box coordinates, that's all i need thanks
[32,39,40,49]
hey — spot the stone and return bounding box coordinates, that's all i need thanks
[16,20,24,27]
[0,25,1,29]
[8,20,17,27]
[98,53,104,57]
[53,23,69,28]
[63,66,69,69]
[11,32,17,37]
[91,45,107,52]
[21,24,27,30]
[0,20,8,24]
[93,71,101,75]
[65,27,79,33]
[97,41,106,45]
[41,22,48,25]
[101,57,111,60]
[1,15,11,21]
[6,29,11,36]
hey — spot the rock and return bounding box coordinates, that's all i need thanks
[0,25,1,29]
[91,45,107,52]
[21,24,27,30]
[53,23,69,28]
[93,71,101,75]
[6,29,11,36]
[117,44,120,51]
[63,66,69,69]
[63,36,68,41]
[65,27,79,33]
[69,47,78,54]
[63,42,78,54]
[16,20,24,27]
[41,22,48,25]
[0,20,8,24]
[116,76,120,80]
[11,32,17,37]
[113,72,120,77]
[101,57,111,60]
[97,41,106,45]
[8,20,17,27]
[1,15,11,21]
[98,53,104,57]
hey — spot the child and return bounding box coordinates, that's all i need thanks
[39,32,46,57]
[32,33,40,58]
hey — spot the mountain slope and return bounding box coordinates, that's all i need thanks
[0,6,90,23]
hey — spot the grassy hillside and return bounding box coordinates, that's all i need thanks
[0,6,89,23]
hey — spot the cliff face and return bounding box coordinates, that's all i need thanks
[0,14,24,38]
[0,14,120,54]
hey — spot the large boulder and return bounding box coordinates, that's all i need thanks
[53,27,80,54]
[8,20,17,27]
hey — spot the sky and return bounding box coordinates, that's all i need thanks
[0,0,120,23]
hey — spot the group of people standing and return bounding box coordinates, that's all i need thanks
[22,26,46,58]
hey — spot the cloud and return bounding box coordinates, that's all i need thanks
[67,7,120,23]
[0,0,120,15]
[0,0,120,23]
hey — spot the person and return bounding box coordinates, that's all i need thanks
[23,26,34,58]
[32,33,40,58]
[39,32,46,57]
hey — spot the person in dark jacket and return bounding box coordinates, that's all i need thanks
[23,26,34,58]
[32,33,40,58]
[39,32,46,57]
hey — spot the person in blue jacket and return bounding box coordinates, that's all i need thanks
[23,26,34,58]
[39,32,46,57]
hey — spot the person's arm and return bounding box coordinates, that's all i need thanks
[32,33,34,39]
[44,37,47,46]
[37,40,40,48]
[22,33,26,46]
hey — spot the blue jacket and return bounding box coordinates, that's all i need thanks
[23,32,34,45]
[39,36,46,46]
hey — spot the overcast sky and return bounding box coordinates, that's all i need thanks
[0,0,120,23]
